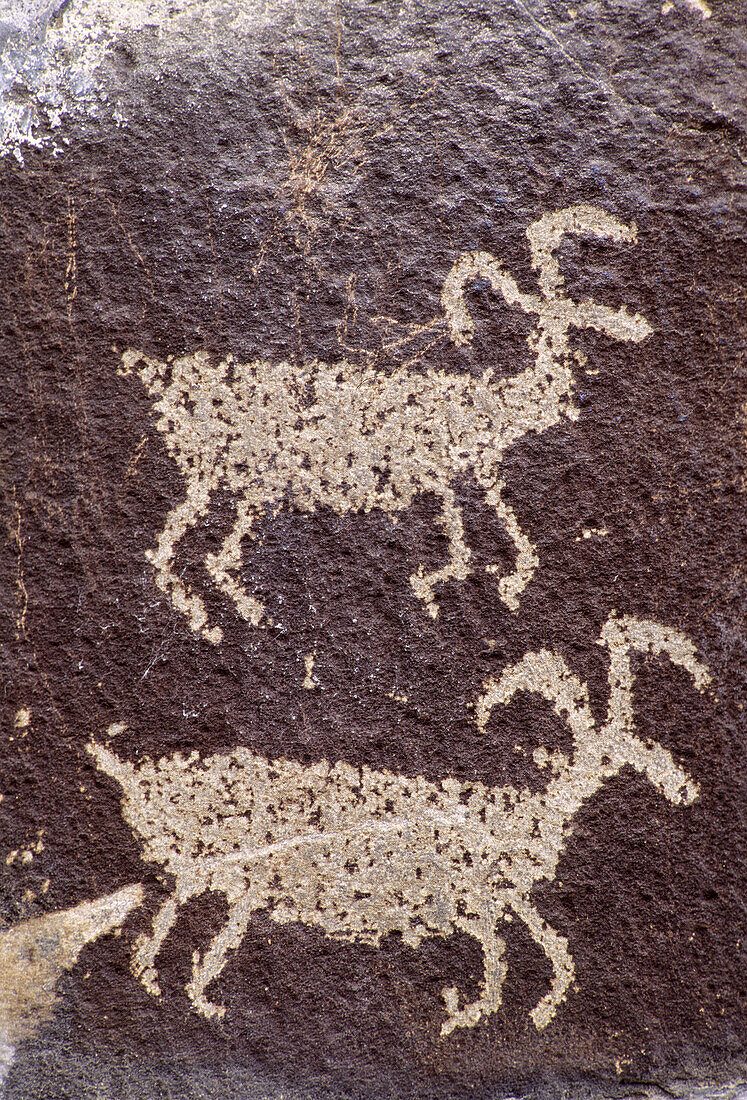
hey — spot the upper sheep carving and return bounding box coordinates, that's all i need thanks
[122,205,652,643]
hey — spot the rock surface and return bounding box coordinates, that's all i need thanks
[0,1,744,1097]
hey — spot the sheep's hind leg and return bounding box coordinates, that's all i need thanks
[482,479,538,612]
[132,895,182,997]
[187,893,258,1019]
[205,497,269,629]
[410,488,471,618]
[441,915,507,1038]
[508,892,575,1030]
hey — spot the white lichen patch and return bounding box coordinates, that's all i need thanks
[0,0,157,162]
[128,206,650,643]
[88,612,708,1038]
[0,884,143,1082]
[0,0,329,162]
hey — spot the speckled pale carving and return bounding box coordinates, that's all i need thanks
[122,206,651,643]
[88,612,709,1037]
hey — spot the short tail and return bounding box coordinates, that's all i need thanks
[86,729,135,790]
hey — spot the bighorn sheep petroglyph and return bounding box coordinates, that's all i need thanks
[88,612,708,1037]
[122,206,652,643]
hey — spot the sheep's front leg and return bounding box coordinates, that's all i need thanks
[508,892,575,1030]
[146,478,222,644]
[132,894,182,997]
[410,488,471,618]
[205,496,270,630]
[482,479,539,612]
[441,913,507,1038]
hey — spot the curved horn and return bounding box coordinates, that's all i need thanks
[526,205,638,300]
[595,612,709,805]
[475,649,595,747]
[599,611,711,723]
[441,250,542,347]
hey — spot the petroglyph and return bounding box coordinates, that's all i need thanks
[303,652,318,690]
[124,206,651,643]
[88,612,708,1037]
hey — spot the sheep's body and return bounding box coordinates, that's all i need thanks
[123,205,651,643]
[89,613,709,1037]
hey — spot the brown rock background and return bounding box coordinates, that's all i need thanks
[0,0,744,1096]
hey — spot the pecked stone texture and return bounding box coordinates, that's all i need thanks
[0,1,744,1097]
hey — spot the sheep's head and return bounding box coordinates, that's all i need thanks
[441,210,651,445]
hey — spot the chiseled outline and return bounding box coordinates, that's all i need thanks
[88,612,708,1037]
[123,205,651,644]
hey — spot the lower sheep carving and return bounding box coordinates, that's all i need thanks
[88,613,709,1036]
